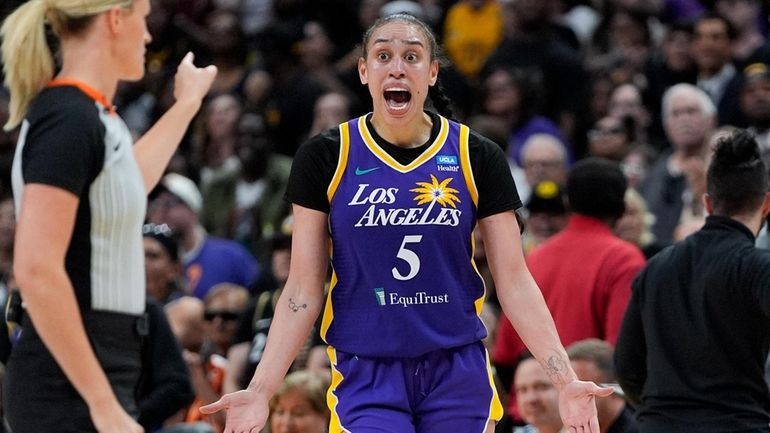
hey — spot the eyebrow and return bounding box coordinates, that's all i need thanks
[372,38,425,48]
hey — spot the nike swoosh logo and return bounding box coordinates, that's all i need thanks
[355,166,381,175]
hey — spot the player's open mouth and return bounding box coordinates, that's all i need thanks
[384,88,411,111]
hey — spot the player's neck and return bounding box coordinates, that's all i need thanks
[370,111,433,149]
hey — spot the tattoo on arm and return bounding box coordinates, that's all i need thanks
[543,354,569,385]
[288,298,307,312]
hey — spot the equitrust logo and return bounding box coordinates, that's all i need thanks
[374,288,449,308]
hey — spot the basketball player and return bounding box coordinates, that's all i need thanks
[202,13,611,433]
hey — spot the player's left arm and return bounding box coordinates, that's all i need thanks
[478,211,612,433]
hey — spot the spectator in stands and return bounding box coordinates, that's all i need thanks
[642,83,716,244]
[615,189,664,259]
[513,354,564,433]
[148,173,259,299]
[183,283,249,431]
[200,113,292,263]
[520,133,571,203]
[143,222,184,304]
[692,13,741,125]
[567,339,638,433]
[496,158,645,415]
[739,63,770,165]
[268,370,330,433]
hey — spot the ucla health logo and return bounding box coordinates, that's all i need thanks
[436,154,459,172]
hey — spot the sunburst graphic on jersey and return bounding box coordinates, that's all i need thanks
[410,175,461,208]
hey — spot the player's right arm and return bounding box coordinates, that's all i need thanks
[200,204,329,432]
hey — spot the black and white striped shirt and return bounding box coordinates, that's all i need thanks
[12,83,146,314]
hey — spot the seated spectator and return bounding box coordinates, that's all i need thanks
[192,93,242,189]
[200,113,292,263]
[513,355,565,433]
[143,223,184,304]
[138,299,195,432]
[567,339,639,433]
[716,0,770,68]
[522,180,569,254]
[480,67,571,167]
[163,297,214,432]
[520,134,570,204]
[739,63,770,166]
[166,297,206,353]
[607,84,651,147]
[615,189,665,259]
[148,173,260,299]
[309,92,352,138]
[183,283,250,431]
[269,370,330,433]
[298,22,352,100]
[588,116,634,162]
[621,144,657,191]
[642,83,716,245]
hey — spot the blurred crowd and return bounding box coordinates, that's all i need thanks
[1,0,770,431]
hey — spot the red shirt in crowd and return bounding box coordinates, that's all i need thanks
[494,214,646,411]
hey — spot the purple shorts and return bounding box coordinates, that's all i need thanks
[326,341,503,433]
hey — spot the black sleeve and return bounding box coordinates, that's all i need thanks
[23,91,105,195]
[284,128,340,213]
[469,131,522,219]
[614,274,647,407]
[138,300,195,429]
[747,251,770,316]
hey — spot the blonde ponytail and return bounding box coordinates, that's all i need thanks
[1,0,53,131]
[1,0,134,131]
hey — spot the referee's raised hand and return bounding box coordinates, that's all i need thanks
[173,51,217,111]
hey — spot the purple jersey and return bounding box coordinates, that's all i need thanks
[324,115,487,357]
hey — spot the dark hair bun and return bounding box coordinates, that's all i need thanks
[713,130,760,166]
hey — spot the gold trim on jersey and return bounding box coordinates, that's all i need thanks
[358,114,449,173]
[459,124,478,206]
[327,346,351,433]
[485,347,505,422]
[470,228,487,316]
[327,122,351,203]
[320,266,338,341]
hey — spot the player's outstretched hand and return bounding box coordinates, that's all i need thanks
[173,52,217,110]
[200,388,269,433]
[558,380,614,433]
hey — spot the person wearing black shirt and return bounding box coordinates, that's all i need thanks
[1,1,215,432]
[615,129,770,433]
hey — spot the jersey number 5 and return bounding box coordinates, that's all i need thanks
[392,235,423,281]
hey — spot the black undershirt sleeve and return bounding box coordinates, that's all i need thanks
[284,114,522,218]
[468,130,522,219]
[22,89,105,196]
[284,128,340,214]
